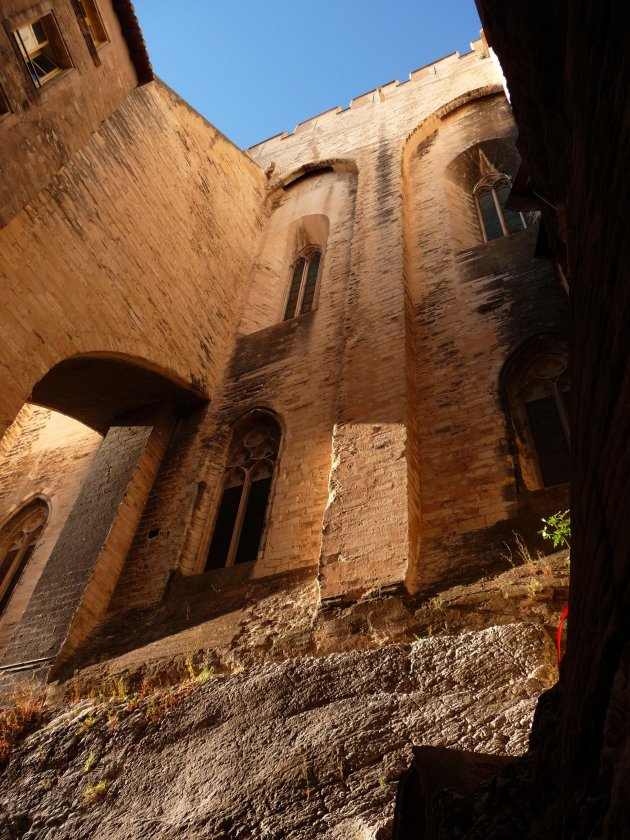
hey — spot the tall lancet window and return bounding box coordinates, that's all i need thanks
[206,413,281,570]
[474,174,526,242]
[283,248,321,320]
[504,340,570,489]
[0,499,48,615]
[521,354,570,487]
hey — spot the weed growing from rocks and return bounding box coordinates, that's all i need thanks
[0,686,46,763]
[83,779,109,804]
[77,715,97,735]
[540,510,571,560]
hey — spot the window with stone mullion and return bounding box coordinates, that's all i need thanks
[475,177,526,242]
[284,259,305,320]
[300,252,320,314]
[283,251,321,320]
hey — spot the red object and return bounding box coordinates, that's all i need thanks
[557,604,569,664]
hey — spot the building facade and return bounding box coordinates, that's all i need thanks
[0,1,568,680]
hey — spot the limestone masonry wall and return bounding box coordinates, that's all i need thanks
[0,406,101,657]
[0,78,267,434]
[0,31,569,674]
[0,0,139,226]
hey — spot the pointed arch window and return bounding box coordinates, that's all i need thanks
[521,355,570,486]
[0,499,48,615]
[283,248,321,320]
[206,413,281,570]
[475,175,526,242]
[505,343,570,489]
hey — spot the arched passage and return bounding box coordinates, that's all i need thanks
[31,353,205,432]
[0,353,206,676]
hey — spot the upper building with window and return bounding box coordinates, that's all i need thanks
[0,0,151,226]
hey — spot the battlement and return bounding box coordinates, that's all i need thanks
[248,38,486,152]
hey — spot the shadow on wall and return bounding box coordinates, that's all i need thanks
[31,353,206,433]
[0,406,102,658]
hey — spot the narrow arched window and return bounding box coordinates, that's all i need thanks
[0,499,48,615]
[475,175,526,242]
[206,413,281,570]
[504,343,570,489]
[283,249,321,320]
[521,355,570,486]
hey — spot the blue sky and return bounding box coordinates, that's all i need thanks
[132,1,482,150]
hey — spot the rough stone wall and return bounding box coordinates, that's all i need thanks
[0,623,557,840]
[246,43,568,601]
[0,406,101,657]
[0,0,139,226]
[403,94,569,591]
[246,45,499,604]
[53,545,567,686]
[0,78,266,435]
[100,166,358,616]
[1,406,177,672]
[436,3,630,838]
[0,36,569,672]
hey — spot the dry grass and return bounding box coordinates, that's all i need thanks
[0,686,46,762]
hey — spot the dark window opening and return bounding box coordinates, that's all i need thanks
[284,259,305,320]
[0,84,10,116]
[206,483,243,570]
[283,250,322,320]
[496,182,525,233]
[475,176,527,243]
[0,500,48,615]
[205,418,280,571]
[526,396,570,486]
[13,15,72,89]
[78,0,108,47]
[477,189,503,241]
[506,347,570,490]
[300,252,320,314]
[233,475,273,565]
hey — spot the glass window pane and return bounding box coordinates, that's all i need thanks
[284,259,304,320]
[206,484,242,570]
[0,543,36,614]
[234,476,272,565]
[31,49,59,80]
[81,0,108,45]
[300,253,320,314]
[496,182,525,233]
[32,21,47,44]
[526,396,570,486]
[478,190,503,241]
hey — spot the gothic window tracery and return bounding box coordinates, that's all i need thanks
[0,499,48,615]
[283,248,321,320]
[206,413,281,570]
[474,174,526,242]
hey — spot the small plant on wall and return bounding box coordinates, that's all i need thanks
[540,509,571,557]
